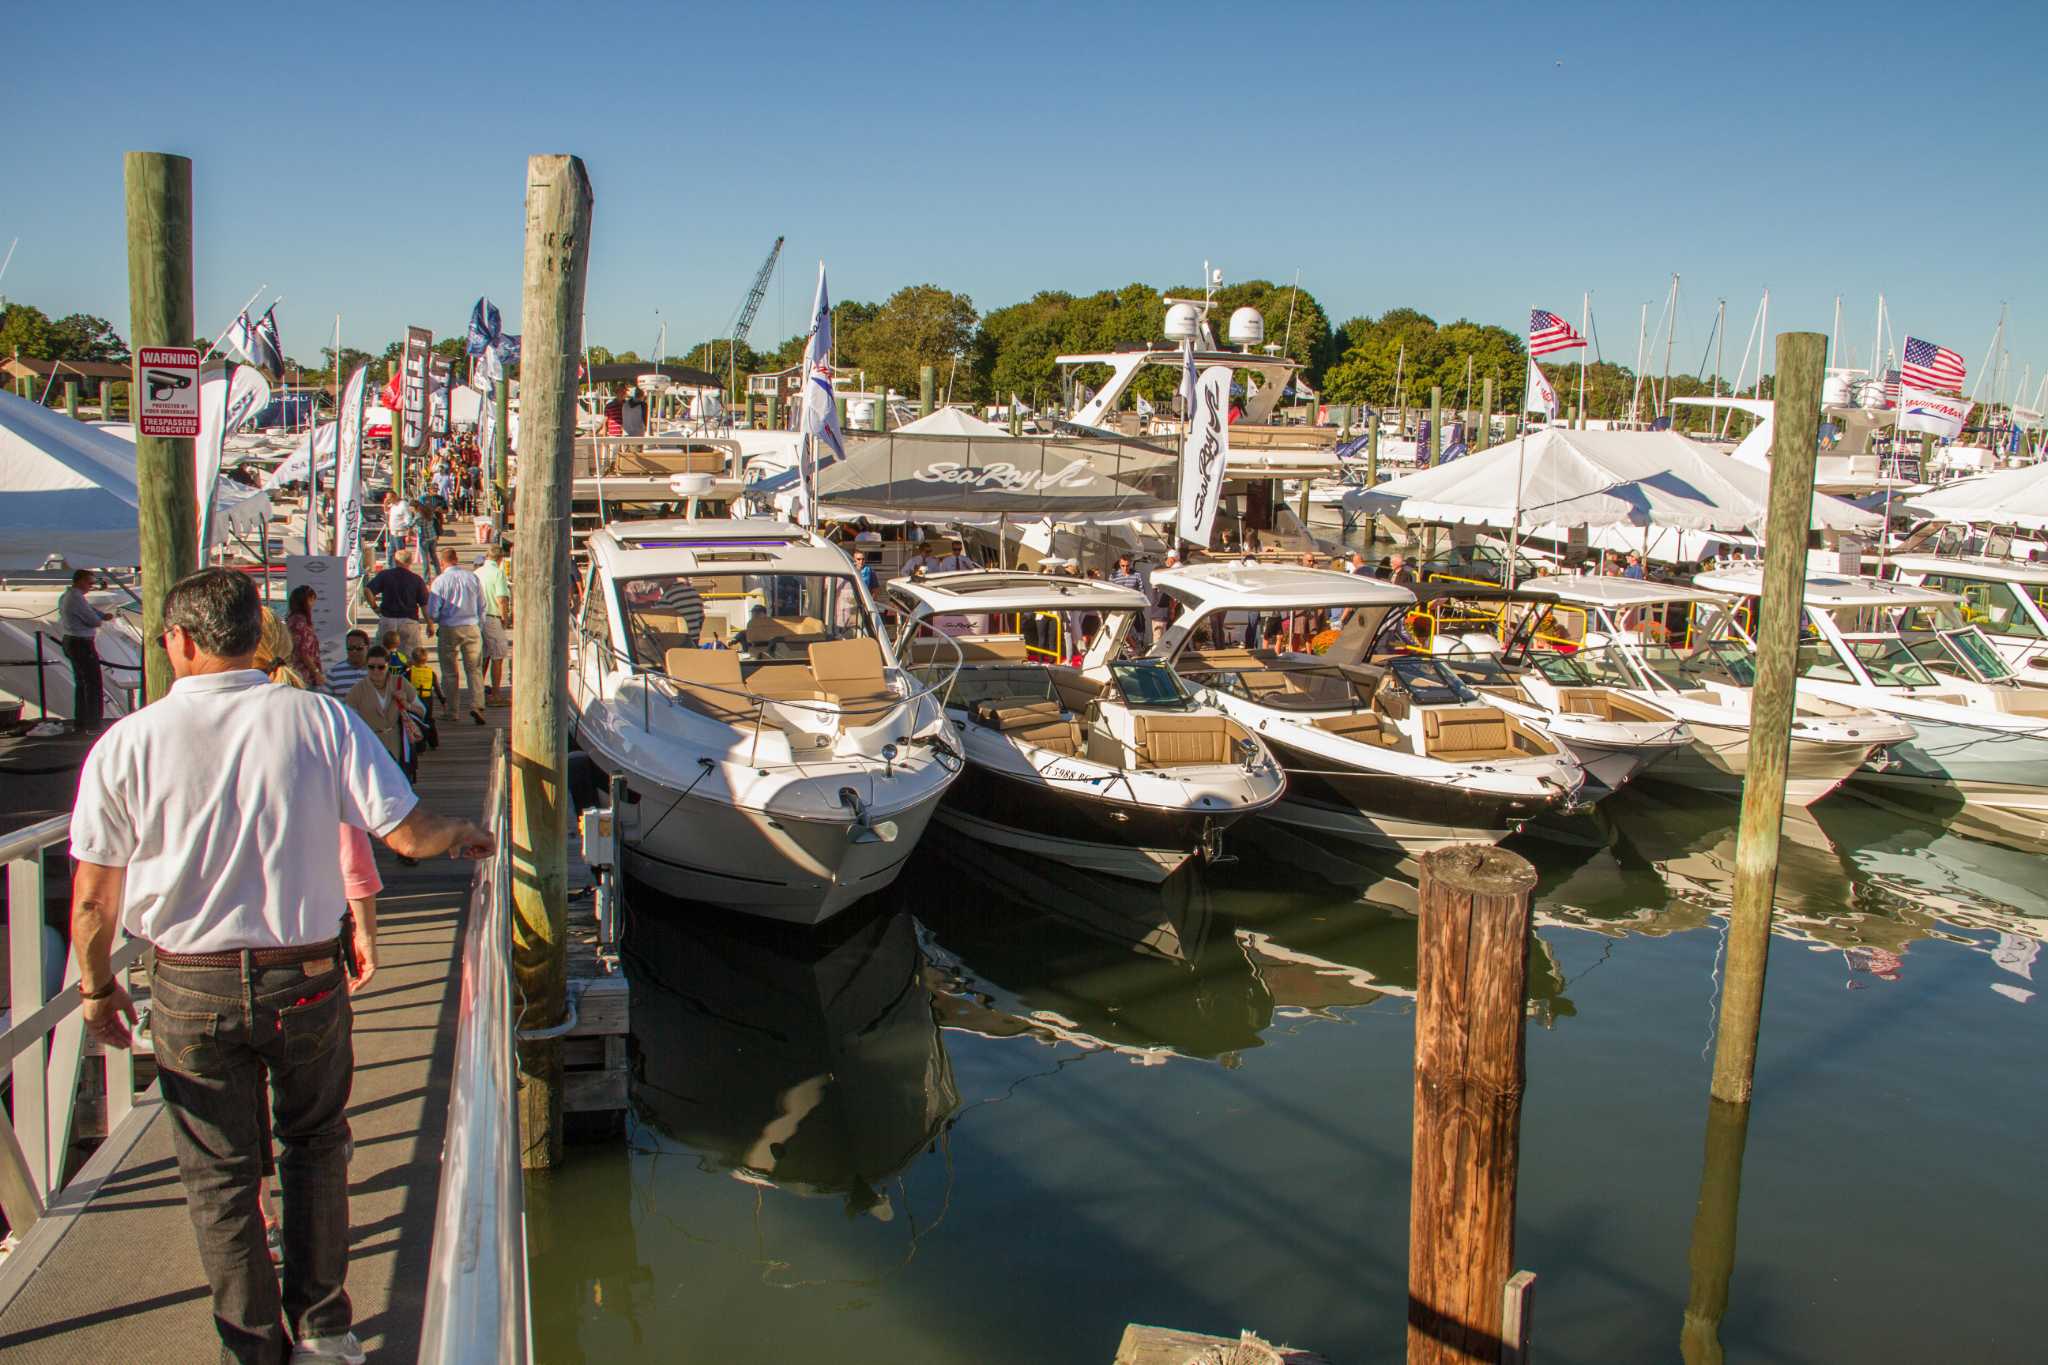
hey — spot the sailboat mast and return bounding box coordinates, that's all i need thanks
[1629,301,1648,425]
[1660,273,1680,418]
[1576,291,1589,429]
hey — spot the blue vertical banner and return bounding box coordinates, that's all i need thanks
[1415,417,1433,469]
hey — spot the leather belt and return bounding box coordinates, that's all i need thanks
[153,938,343,970]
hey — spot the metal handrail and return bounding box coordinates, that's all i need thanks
[1,815,143,1241]
[418,733,529,1364]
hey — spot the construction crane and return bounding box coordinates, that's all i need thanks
[725,236,784,395]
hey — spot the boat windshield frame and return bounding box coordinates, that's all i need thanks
[612,569,884,669]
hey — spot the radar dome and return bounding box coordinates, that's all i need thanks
[1163,302,1202,342]
[1227,307,1265,347]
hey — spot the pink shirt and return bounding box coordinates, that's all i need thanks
[339,825,382,900]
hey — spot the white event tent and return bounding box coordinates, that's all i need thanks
[1343,427,1879,564]
[1901,463,2048,531]
[0,391,271,570]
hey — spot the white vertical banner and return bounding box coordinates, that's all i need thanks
[794,262,843,527]
[1526,358,1559,420]
[1178,364,1232,547]
[477,380,499,487]
[334,364,370,575]
[194,365,232,551]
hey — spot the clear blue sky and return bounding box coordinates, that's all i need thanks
[5,0,2042,395]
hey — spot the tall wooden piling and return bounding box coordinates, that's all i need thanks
[1429,387,1443,466]
[1680,1098,1753,1364]
[1409,844,1539,1365]
[919,364,936,417]
[1708,331,1825,1107]
[124,152,198,704]
[64,381,79,420]
[766,391,781,431]
[1478,376,1494,451]
[510,154,593,1170]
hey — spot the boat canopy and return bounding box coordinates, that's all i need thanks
[817,432,1176,525]
[885,570,1147,619]
[1886,553,2048,586]
[1694,566,1957,609]
[1149,563,1415,611]
[1345,427,1882,534]
[1519,575,1733,608]
[588,517,856,579]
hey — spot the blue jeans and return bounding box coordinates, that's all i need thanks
[150,951,355,1363]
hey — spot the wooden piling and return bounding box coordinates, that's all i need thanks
[1478,377,1493,451]
[1707,332,1825,1107]
[1408,844,1539,1365]
[105,380,124,420]
[919,364,936,418]
[1429,386,1443,466]
[1680,1098,1753,1365]
[766,391,781,431]
[510,153,593,1170]
[124,151,198,704]
[64,381,79,420]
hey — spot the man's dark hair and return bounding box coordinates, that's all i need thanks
[364,645,389,662]
[72,568,94,587]
[346,629,370,645]
[163,568,262,658]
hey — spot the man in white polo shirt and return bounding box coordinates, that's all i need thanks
[69,567,494,1365]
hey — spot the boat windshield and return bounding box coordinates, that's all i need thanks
[1904,578,2046,639]
[1636,639,1757,690]
[1386,655,1477,705]
[615,572,875,669]
[1110,658,1196,710]
[1833,635,1941,688]
[1531,648,1635,689]
[1895,629,2013,683]
[1435,650,1515,689]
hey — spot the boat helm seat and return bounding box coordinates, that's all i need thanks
[1313,712,1388,744]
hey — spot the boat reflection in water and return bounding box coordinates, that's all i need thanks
[622,896,959,1218]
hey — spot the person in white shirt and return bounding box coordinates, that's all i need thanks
[69,567,492,1365]
[425,546,488,723]
[57,567,112,730]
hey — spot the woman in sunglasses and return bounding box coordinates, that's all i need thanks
[342,645,424,787]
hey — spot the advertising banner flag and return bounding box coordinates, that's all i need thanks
[334,365,370,575]
[1896,386,1973,440]
[401,326,432,456]
[1178,364,1231,547]
[1527,358,1559,419]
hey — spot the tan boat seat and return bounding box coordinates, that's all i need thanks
[1131,713,1235,767]
[908,634,1031,664]
[809,637,898,723]
[663,648,755,724]
[970,699,1082,756]
[1314,712,1386,743]
[743,663,830,702]
[1422,707,1520,761]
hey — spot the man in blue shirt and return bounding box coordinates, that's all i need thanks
[425,547,487,723]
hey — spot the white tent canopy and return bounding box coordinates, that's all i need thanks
[894,406,1012,438]
[1344,426,1880,535]
[0,392,271,570]
[1902,463,2048,530]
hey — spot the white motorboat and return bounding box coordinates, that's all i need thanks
[1401,585,1694,798]
[0,571,148,722]
[886,571,1286,882]
[1518,575,1913,806]
[1885,553,2048,685]
[1147,564,1585,851]
[1696,565,2048,842]
[568,518,962,924]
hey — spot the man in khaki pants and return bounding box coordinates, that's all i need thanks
[424,547,487,724]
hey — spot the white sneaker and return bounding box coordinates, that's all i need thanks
[291,1332,366,1363]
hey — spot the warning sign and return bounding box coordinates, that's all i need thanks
[136,346,202,436]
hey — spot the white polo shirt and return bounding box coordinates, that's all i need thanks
[70,669,418,952]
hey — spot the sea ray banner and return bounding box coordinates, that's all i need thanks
[334,365,370,575]
[194,365,232,551]
[1179,365,1231,547]
[1895,386,1973,440]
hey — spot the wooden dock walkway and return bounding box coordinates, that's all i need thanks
[0,705,509,1360]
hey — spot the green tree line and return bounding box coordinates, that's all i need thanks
[10,287,1761,428]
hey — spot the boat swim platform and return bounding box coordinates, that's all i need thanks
[0,704,627,1360]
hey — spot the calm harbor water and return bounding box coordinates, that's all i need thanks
[527,786,2047,1363]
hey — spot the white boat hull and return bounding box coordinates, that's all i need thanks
[1644,722,1878,808]
[932,808,1194,883]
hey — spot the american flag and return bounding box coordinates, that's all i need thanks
[1881,368,1901,405]
[1902,336,1966,392]
[1529,309,1585,356]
